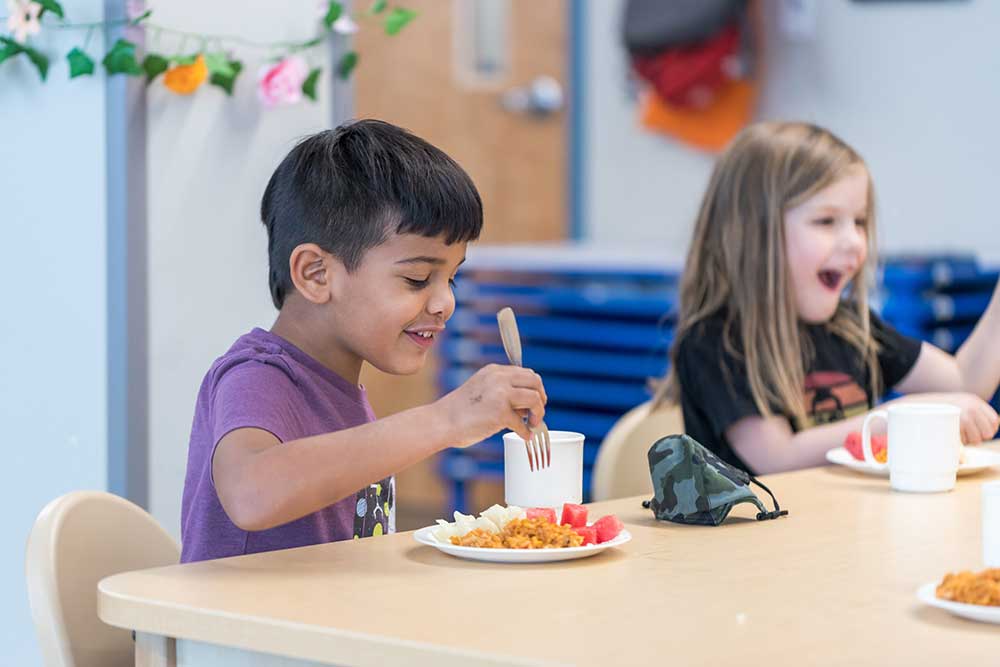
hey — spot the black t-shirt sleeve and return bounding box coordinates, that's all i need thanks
[675,321,763,441]
[870,310,923,391]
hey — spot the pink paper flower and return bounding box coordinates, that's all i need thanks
[257,56,310,108]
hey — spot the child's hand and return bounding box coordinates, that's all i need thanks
[947,393,1000,444]
[434,364,547,447]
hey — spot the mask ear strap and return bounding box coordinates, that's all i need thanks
[749,475,789,521]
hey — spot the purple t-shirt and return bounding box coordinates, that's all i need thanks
[180,328,395,563]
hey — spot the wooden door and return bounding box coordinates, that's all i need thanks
[354,0,568,526]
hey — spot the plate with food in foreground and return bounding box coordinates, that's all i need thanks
[917,568,1000,624]
[413,503,631,563]
[825,433,999,477]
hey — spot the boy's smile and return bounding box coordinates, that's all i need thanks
[784,164,870,324]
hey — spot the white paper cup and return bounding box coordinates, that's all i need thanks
[983,481,1000,567]
[503,430,584,510]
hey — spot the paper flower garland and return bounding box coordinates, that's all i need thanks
[0,0,416,107]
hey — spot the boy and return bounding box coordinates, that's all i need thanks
[180,120,546,563]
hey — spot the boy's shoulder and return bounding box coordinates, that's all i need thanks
[206,328,299,391]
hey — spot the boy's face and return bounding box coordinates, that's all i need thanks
[330,233,466,376]
[784,164,870,324]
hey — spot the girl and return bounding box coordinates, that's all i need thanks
[658,121,1000,474]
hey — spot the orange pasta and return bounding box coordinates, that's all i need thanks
[450,518,583,549]
[936,569,1000,606]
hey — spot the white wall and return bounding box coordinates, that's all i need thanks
[584,0,1000,262]
[146,0,333,538]
[0,2,107,662]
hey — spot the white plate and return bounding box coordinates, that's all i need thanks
[917,581,1000,624]
[825,446,1000,477]
[413,525,632,563]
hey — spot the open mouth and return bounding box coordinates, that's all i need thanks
[818,270,843,291]
[404,330,436,348]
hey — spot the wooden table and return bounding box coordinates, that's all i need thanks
[99,453,1000,667]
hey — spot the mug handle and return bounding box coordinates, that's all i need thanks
[861,410,888,466]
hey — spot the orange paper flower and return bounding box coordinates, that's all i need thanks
[164,54,208,95]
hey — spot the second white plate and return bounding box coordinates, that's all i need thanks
[826,446,1000,477]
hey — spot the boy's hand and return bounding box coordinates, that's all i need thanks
[434,364,547,447]
[948,393,1000,444]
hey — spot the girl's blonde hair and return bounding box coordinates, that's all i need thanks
[655,121,880,426]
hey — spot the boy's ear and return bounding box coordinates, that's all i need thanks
[288,243,344,305]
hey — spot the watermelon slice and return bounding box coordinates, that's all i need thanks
[844,432,887,463]
[592,515,624,543]
[560,503,588,528]
[526,507,557,524]
[573,525,598,545]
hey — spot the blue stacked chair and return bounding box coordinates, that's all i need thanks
[876,255,1000,412]
[437,246,681,513]
[878,255,999,353]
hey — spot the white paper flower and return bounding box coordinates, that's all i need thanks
[332,15,358,35]
[6,0,42,43]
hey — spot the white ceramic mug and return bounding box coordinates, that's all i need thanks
[861,402,961,493]
[503,430,584,509]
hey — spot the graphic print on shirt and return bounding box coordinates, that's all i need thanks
[798,370,868,429]
[353,476,395,538]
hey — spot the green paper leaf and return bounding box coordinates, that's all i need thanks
[142,53,169,83]
[23,44,49,80]
[130,9,152,25]
[203,52,233,77]
[36,0,64,19]
[102,39,142,76]
[384,7,416,35]
[370,0,387,14]
[66,47,95,78]
[0,37,23,66]
[336,51,357,80]
[302,67,321,101]
[209,59,242,96]
[172,53,198,66]
[0,37,43,82]
[323,1,343,29]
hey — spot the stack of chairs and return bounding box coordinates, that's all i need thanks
[437,245,681,513]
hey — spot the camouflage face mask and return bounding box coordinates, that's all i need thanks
[641,434,788,526]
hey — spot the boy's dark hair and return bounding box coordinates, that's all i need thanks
[260,119,483,309]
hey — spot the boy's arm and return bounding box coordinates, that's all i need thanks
[895,278,1000,400]
[213,364,545,531]
[728,392,999,475]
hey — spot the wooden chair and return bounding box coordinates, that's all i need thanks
[26,491,180,667]
[592,401,684,501]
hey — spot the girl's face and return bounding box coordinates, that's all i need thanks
[783,164,870,324]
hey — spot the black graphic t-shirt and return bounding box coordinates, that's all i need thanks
[675,309,923,473]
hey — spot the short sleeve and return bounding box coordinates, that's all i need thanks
[210,359,302,447]
[675,322,765,440]
[870,310,923,391]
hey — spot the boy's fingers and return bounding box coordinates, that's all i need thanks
[508,388,545,419]
[509,367,547,404]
